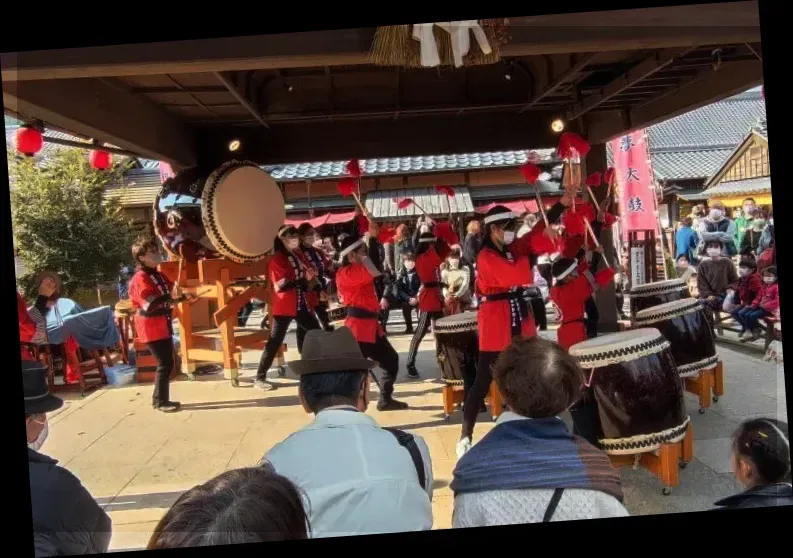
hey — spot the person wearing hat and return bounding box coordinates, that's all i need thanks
[261,328,433,538]
[457,193,574,459]
[696,239,739,325]
[255,225,322,391]
[24,361,112,556]
[335,234,408,411]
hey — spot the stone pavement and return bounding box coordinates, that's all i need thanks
[40,313,787,551]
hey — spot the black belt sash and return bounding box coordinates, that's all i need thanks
[346,306,379,320]
[422,281,444,289]
[481,288,533,336]
[138,307,170,318]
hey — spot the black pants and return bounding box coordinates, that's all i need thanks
[615,289,625,317]
[315,302,334,332]
[584,296,599,338]
[538,264,553,290]
[401,303,418,331]
[461,350,500,439]
[530,297,547,331]
[256,310,320,380]
[359,334,400,400]
[238,302,255,327]
[569,387,601,447]
[406,310,444,369]
[148,338,175,407]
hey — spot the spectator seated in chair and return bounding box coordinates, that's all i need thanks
[740,266,780,344]
[696,239,738,325]
[730,257,763,339]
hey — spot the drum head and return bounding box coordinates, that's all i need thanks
[634,298,702,325]
[203,162,285,263]
[569,328,670,369]
[435,311,478,332]
[629,278,686,296]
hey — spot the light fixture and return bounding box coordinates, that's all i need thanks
[504,61,513,81]
[228,139,241,152]
[551,118,565,133]
[283,82,294,93]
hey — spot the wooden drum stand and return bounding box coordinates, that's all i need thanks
[442,381,504,421]
[159,255,287,386]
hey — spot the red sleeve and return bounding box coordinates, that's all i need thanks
[338,264,374,289]
[478,250,532,288]
[434,222,459,247]
[269,253,295,285]
[129,272,160,307]
[751,284,764,308]
[563,235,585,260]
[765,285,780,313]
[18,293,36,342]
[594,267,616,287]
[555,275,593,305]
[516,220,558,257]
[604,212,618,228]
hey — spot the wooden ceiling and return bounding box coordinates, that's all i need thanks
[2,3,764,168]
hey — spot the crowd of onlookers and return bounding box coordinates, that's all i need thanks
[672,198,778,340]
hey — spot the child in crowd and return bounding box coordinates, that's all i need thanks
[741,266,780,343]
[394,252,421,334]
[714,418,791,510]
[441,247,472,315]
[730,258,763,339]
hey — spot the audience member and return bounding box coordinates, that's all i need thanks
[714,418,791,510]
[740,266,779,343]
[148,465,310,548]
[394,251,421,334]
[25,361,112,556]
[698,201,738,257]
[696,239,738,324]
[441,247,472,314]
[462,220,482,269]
[451,337,628,527]
[730,257,763,339]
[739,210,767,258]
[262,328,433,538]
[675,217,699,264]
[734,198,759,248]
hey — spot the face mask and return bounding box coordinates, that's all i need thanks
[769,218,774,226]
[744,206,756,215]
[419,225,430,234]
[707,248,721,258]
[753,220,766,231]
[738,267,750,277]
[404,261,415,271]
[287,238,300,250]
[27,418,48,452]
[764,276,776,284]
[710,209,723,220]
[502,231,516,245]
[448,259,460,270]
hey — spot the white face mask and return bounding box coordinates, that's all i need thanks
[710,209,724,220]
[27,418,49,452]
[738,267,750,277]
[448,259,460,270]
[744,205,756,215]
[502,231,516,245]
[419,225,430,234]
[707,248,721,258]
[404,261,416,271]
[287,238,300,250]
[764,277,776,284]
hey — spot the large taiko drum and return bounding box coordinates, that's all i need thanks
[327,305,347,324]
[629,278,690,316]
[153,161,286,263]
[569,329,690,455]
[633,298,719,378]
[434,312,479,387]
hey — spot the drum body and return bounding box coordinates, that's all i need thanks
[570,329,689,455]
[153,162,285,263]
[629,279,690,316]
[434,312,479,386]
[327,305,347,324]
[634,299,718,377]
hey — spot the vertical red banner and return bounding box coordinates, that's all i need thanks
[609,130,658,243]
[159,161,175,184]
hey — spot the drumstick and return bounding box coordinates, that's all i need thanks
[583,217,613,270]
[585,368,596,388]
[534,185,549,227]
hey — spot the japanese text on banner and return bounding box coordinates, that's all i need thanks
[609,131,659,242]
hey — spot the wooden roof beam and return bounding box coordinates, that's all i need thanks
[566,47,696,121]
[585,59,764,144]
[213,71,270,129]
[518,53,597,114]
[3,78,196,167]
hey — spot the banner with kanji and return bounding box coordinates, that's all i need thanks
[609,130,659,243]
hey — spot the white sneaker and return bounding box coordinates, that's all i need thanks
[456,437,472,459]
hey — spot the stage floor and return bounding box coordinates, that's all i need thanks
[41,311,787,551]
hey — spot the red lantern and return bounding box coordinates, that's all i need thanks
[89,149,112,171]
[14,126,43,157]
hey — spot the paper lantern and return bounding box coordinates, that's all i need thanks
[15,126,43,157]
[89,149,112,171]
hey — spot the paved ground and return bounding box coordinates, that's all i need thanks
[41,311,787,551]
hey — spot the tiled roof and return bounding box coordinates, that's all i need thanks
[751,119,767,140]
[651,149,734,181]
[469,181,561,201]
[103,168,163,207]
[676,189,710,202]
[705,177,771,198]
[365,187,475,219]
[264,149,558,182]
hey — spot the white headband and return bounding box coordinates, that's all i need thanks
[418,237,437,244]
[484,211,518,225]
[555,261,578,281]
[340,238,365,258]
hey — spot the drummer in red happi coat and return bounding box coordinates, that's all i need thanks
[456,193,576,458]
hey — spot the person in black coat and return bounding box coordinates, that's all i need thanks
[24,361,111,556]
[393,251,421,334]
[714,417,792,510]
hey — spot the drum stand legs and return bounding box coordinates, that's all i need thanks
[609,422,694,496]
[684,361,724,414]
[441,381,504,421]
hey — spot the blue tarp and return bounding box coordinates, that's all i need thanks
[47,305,120,349]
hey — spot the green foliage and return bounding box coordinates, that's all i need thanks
[665,253,677,280]
[9,146,138,299]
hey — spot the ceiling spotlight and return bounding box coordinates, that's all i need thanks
[228,139,241,152]
[551,119,565,133]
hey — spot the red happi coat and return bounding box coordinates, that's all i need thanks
[476,222,558,352]
[336,263,383,344]
[295,248,322,311]
[269,250,313,317]
[551,263,615,351]
[129,267,175,343]
[416,240,450,313]
[18,292,38,361]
